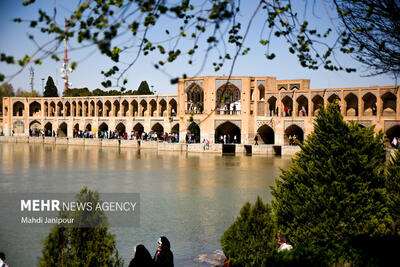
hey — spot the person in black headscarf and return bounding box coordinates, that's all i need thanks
[128,244,154,267]
[153,236,174,267]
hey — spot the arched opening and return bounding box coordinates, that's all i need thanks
[121,100,129,116]
[29,120,41,136]
[159,99,167,117]
[44,122,53,136]
[89,101,95,116]
[151,123,164,139]
[169,99,177,116]
[386,125,400,145]
[133,123,144,136]
[267,96,277,116]
[171,123,179,133]
[57,101,63,116]
[72,123,80,137]
[140,100,147,116]
[282,95,293,117]
[115,122,126,136]
[77,101,82,116]
[362,92,377,116]
[328,94,340,104]
[296,95,308,117]
[13,120,24,134]
[130,100,138,116]
[65,102,71,116]
[149,99,157,117]
[29,101,41,117]
[216,83,241,114]
[96,101,103,116]
[257,125,274,144]
[381,92,397,116]
[113,100,120,117]
[284,125,304,145]
[312,95,324,116]
[71,101,77,116]
[44,101,49,116]
[345,93,358,116]
[215,121,241,144]
[187,122,200,143]
[13,101,25,116]
[58,122,68,137]
[85,124,92,132]
[49,101,56,116]
[258,85,265,101]
[99,122,108,132]
[186,83,204,113]
[83,101,88,117]
[104,101,111,117]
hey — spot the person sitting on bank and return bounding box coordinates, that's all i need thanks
[128,244,154,267]
[0,252,9,267]
[154,236,174,267]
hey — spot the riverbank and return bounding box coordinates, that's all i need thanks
[0,136,301,155]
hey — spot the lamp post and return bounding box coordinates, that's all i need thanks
[41,78,45,96]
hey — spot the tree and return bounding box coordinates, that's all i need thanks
[221,196,277,267]
[0,82,15,112]
[135,80,153,95]
[271,103,393,263]
[386,148,400,235]
[43,76,58,97]
[39,187,123,267]
[333,0,400,76]
[2,1,398,88]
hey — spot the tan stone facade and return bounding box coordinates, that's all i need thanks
[2,76,400,144]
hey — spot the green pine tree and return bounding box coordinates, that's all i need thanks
[271,103,393,263]
[38,187,123,267]
[135,80,153,95]
[386,148,400,234]
[221,196,277,267]
[43,76,59,97]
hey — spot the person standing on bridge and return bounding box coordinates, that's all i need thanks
[254,135,259,145]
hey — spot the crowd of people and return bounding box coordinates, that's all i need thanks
[288,135,298,145]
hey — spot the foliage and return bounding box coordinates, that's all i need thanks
[0,82,15,111]
[333,0,400,76]
[38,187,123,267]
[136,80,153,95]
[63,81,154,96]
[2,1,398,86]
[271,103,393,263]
[43,76,58,97]
[386,148,400,234]
[221,196,277,267]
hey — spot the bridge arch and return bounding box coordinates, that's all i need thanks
[257,124,274,144]
[381,92,396,116]
[312,95,324,116]
[362,92,377,116]
[58,122,68,137]
[29,101,41,116]
[13,101,25,116]
[215,121,241,144]
[284,124,303,145]
[345,93,358,116]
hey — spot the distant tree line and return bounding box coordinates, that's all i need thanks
[63,80,154,97]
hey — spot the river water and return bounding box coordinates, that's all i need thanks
[0,143,291,266]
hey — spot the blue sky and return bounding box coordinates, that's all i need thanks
[0,0,396,95]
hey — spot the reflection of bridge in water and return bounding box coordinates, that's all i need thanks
[2,76,400,145]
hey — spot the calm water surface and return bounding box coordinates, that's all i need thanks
[0,143,291,266]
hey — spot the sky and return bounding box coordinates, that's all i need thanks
[0,0,396,96]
